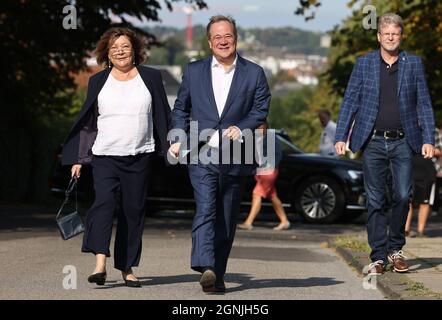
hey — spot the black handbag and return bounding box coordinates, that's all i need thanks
[56,177,85,240]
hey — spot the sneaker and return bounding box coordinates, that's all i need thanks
[388,250,409,273]
[237,223,253,230]
[273,221,290,231]
[416,231,427,238]
[367,260,386,275]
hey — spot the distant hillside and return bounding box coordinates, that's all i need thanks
[142,25,328,55]
[242,27,328,55]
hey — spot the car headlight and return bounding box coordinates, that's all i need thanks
[348,170,363,180]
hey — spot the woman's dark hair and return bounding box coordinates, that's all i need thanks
[95,27,147,66]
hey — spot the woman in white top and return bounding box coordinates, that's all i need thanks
[62,28,171,288]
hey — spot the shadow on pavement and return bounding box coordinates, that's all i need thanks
[92,273,344,293]
[406,258,442,272]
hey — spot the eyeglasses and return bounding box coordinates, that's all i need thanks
[211,34,235,43]
[109,45,132,54]
[379,32,401,38]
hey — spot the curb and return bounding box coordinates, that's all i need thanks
[328,239,439,300]
[332,245,402,299]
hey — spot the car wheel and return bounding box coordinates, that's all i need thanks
[294,176,345,223]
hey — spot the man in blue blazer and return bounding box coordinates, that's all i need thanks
[169,15,270,293]
[334,13,435,275]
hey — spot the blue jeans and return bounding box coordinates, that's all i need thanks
[362,136,413,263]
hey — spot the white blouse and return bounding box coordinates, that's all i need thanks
[92,73,155,156]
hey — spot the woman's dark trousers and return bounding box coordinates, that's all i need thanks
[82,153,152,272]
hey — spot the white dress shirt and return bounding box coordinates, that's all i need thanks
[319,120,337,156]
[207,55,237,148]
[92,73,154,156]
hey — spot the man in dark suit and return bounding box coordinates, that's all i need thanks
[334,13,435,275]
[169,15,270,293]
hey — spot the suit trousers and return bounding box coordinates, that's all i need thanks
[81,153,152,272]
[188,164,245,278]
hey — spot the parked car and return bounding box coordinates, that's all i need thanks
[49,130,366,223]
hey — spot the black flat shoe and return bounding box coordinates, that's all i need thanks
[214,279,226,293]
[124,279,141,288]
[87,272,107,285]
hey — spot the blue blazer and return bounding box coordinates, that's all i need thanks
[171,55,271,176]
[335,50,435,153]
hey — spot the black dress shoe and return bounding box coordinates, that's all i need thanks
[87,272,107,285]
[214,279,226,293]
[199,267,216,292]
[124,279,141,288]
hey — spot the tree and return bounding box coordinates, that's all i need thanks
[195,35,211,60]
[148,47,170,65]
[268,86,316,151]
[0,0,207,202]
[163,35,186,65]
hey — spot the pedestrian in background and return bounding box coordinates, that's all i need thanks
[318,109,337,156]
[406,128,442,237]
[238,123,290,231]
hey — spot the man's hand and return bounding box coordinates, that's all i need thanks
[422,143,435,159]
[168,142,181,159]
[223,126,242,141]
[71,164,82,178]
[335,141,346,156]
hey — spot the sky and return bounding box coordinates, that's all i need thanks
[140,0,354,32]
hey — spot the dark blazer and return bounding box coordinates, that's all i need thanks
[62,65,171,166]
[171,55,271,176]
[335,50,435,153]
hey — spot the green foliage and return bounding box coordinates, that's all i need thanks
[195,35,212,60]
[174,52,192,69]
[148,47,170,65]
[268,86,318,152]
[399,0,442,120]
[333,235,371,252]
[163,35,186,65]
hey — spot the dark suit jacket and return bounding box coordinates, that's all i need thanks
[62,65,171,165]
[171,55,271,176]
[335,50,435,153]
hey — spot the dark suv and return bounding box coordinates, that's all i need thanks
[49,131,366,223]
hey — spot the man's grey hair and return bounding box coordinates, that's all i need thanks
[206,15,237,40]
[378,13,404,34]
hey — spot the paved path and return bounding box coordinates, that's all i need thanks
[0,209,384,300]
